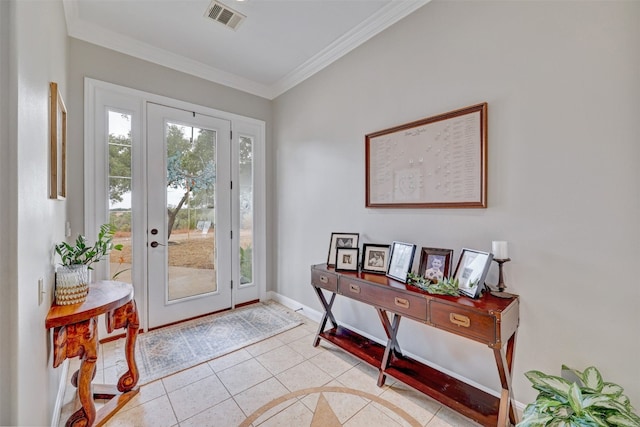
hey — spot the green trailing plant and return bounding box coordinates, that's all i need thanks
[55,223,123,270]
[407,272,461,296]
[518,365,640,427]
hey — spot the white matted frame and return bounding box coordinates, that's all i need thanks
[326,232,359,266]
[453,248,493,298]
[335,247,359,272]
[386,241,416,283]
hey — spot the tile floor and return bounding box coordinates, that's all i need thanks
[59,306,481,427]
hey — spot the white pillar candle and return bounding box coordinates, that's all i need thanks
[492,241,509,259]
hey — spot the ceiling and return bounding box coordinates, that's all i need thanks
[62,0,429,99]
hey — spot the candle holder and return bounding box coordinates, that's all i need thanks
[490,258,513,298]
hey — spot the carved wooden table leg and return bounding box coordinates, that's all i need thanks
[52,318,98,427]
[107,300,140,392]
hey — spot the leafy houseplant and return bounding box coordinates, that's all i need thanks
[55,223,123,269]
[54,223,123,305]
[518,365,640,427]
[406,272,461,296]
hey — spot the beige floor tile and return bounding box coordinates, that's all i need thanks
[122,380,167,409]
[273,324,312,344]
[276,360,333,392]
[179,397,247,427]
[167,374,230,422]
[345,402,403,426]
[245,336,286,357]
[335,365,389,396]
[255,400,313,427]
[300,389,369,424]
[251,398,299,426]
[161,362,214,393]
[217,358,273,395]
[309,348,359,378]
[286,336,329,360]
[255,345,305,375]
[207,348,253,373]
[378,384,440,426]
[232,377,290,416]
[427,407,481,427]
[105,394,177,427]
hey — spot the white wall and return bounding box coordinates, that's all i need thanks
[273,0,640,407]
[7,0,69,425]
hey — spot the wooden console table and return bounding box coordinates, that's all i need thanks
[311,264,519,426]
[46,281,140,427]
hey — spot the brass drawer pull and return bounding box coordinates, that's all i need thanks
[349,283,360,294]
[394,297,409,309]
[319,275,328,284]
[449,313,470,328]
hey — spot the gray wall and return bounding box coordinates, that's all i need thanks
[0,0,13,423]
[1,0,69,425]
[273,1,640,406]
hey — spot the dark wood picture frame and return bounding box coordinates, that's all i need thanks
[365,103,487,208]
[327,232,359,266]
[50,82,67,200]
[386,241,416,283]
[361,243,390,274]
[335,247,359,272]
[418,247,454,283]
[453,248,493,298]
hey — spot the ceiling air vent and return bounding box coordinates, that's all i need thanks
[205,1,246,31]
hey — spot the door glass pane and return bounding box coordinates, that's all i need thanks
[108,110,132,283]
[239,136,253,285]
[166,122,217,301]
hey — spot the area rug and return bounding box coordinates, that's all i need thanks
[129,301,303,385]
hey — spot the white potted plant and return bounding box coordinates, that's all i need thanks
[54,223,122,305]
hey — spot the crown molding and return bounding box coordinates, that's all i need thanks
[63,0,430,100]
[270,0,431,99]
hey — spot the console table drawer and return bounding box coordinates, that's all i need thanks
[311,269,338,292]
[429,300,496,344]
[339,278,427,320]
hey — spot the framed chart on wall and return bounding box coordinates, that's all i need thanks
[365,103,487,208]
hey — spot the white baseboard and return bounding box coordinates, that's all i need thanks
[267,290,525,416]
[50,359,69,427]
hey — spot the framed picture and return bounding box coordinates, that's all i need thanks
[335,247,359,272]
[453,248,493,298]
[366,103,487,208]
[418,247,454,283]
[50,82,67,200]
[361,243,390,274]
[386,241,416,283]
[327,232,359,266]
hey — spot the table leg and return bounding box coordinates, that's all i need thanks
[493,331,518,426]
[106,300,140,392]
[62,318,98,427]
[377,311,402,387]
[312,287,337,347]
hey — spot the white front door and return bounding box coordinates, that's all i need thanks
[147,103,232,328]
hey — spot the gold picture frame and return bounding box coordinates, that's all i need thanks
[50,82,67,200]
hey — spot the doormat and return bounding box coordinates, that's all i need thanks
[122,301,303,385]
